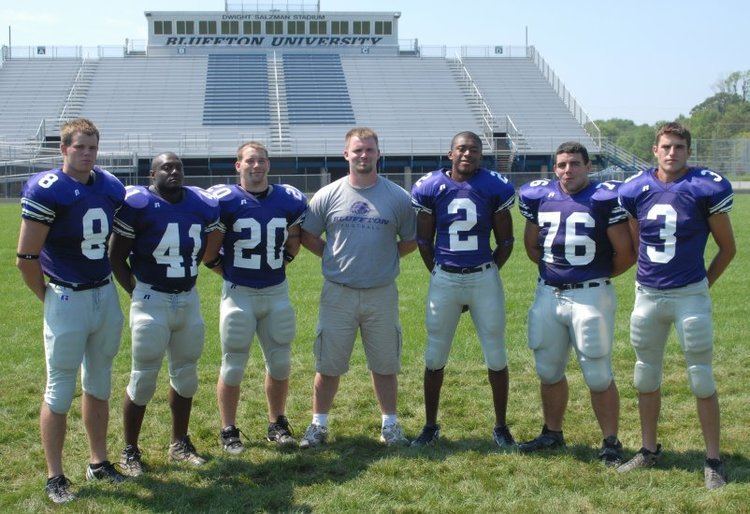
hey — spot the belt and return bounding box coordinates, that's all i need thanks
[49,277,110,291]
[539,278,611,290]
[438,262,493,275]
[150,284,193,294]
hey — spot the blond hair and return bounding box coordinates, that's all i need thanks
[60,118,99,146]
[236,141,269,161]
[345,127,379,148]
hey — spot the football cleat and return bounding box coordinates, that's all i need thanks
[220,425,245,455]
[616,445,661,473]
[86,461,127,483]
[169,435,206,466]
[518,425,565,453]
[704,458,728,490]
[411,424,440,447]
[493,424,516,449]
[45,474,75,504]
[267,415,297,447]
[120,444,146,477]
[598,436,624,467]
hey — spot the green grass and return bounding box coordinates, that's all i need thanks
[1,197,749,512]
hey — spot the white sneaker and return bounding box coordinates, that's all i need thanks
[300,423,328,449]
[380,422,409,446]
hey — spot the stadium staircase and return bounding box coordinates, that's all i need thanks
[202,54,271,126]
[449,54,527,173]
[600,139,650,172]
[283,53,355,125]
[58,58,99,126]
[268,52,291,153]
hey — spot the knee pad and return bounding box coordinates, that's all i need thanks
[265,347,291,381]
[633,361,662,393]
[687,364,716,398]
[425,340,449,371]
[170,363,199,399]
[580,357,613,393]
[483,345,508,372]
[535,356,566,385]
[221,352,250,387]
[127,369,159,406]
[678,314,715,398]
[44,369,77,414]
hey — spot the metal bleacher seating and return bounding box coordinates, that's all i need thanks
[203,54,270,126]
[461,57,597,153]
[0,59,80,141]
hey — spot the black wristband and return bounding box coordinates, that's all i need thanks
[17,253,40,260]
[204,255,223,269]
[283,250,295,263]
[496,237,515,248]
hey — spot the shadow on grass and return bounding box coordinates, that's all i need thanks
[518,441,750,484]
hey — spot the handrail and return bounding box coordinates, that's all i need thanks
[59,57,87,122]
[528,45,601,149]
[272,51,283,145]
[453,53,496,148]
[600,139,650,171]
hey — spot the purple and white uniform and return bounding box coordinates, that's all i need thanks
[519,178,626,391]
[208,183,307,385]
[519,179,627,285]
[618,167,734,398]
[21,167,126,414]
[411,168,515,371]
[113,185,220,406]
[412,168,515,268]
[618,167,733,289]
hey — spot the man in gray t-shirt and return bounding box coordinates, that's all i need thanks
[300,127,416,448]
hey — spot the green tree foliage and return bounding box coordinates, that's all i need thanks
[595,70,750,160]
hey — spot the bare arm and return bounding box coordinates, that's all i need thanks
[300,228,325,258]
[706,212,736,287]
[491,209,514,269]
[627,217,640,254]
[415,210,436,271]
[606,222,636,277]
[523,220,541,265]
[398,239,417,257]
[284,224,302,266]
[16,219,50,302]
[202,229,225,276]
[108,233,135,295]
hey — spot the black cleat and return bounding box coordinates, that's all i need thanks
[598,436,623,467]
[86,460,127,483]
[220,425,245,455]
[493,424,516,449]
[518,425,565,453]
[267,415,297,447]
[45,474,75,504]
[411,424,440,447]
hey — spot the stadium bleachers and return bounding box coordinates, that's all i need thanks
[0,49,601,160]
[462,57,598,153]
[283,53,355,125]
[203,54,270,126]
[0,59,81,140]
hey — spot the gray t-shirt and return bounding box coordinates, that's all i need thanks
[302,175,417,288]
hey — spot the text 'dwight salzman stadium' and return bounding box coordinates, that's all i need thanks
[0,1,649,195]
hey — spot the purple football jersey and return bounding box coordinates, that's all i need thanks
[21,167,125,283]
[113,186,220,291]
[618,167,733,289]
[411,168,515,268]
[209,184,308,288]
[519,179,627,285]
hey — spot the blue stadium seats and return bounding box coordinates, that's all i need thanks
[203,54,270,125]
[283,54,355,125]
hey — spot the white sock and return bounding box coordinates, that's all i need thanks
[312,413,328,427]
[382,414,398,428]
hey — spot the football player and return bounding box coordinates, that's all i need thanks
[109,152,221,476]
[410,131,516,447]
[298,127,417,448]
[16,118,127,503]
[616,122,736,489]
[517,142,635,465]
[202,141,307,452]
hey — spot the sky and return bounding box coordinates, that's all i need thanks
[1,0,747,124]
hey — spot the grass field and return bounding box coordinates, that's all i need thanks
[0,196,748,512]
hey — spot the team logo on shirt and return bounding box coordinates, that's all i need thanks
[350,201,371,215]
